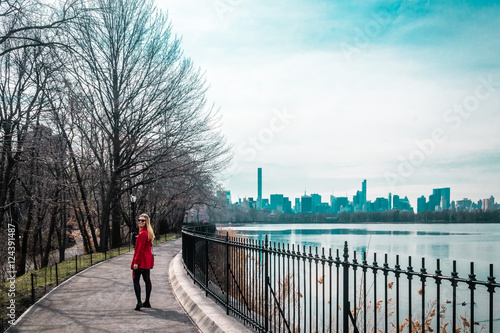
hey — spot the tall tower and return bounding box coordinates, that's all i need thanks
[362,179,367,203]
[257,168,262,209]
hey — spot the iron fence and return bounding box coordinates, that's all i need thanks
[182,224,500,333]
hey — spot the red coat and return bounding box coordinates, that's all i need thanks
[131,229,154,269]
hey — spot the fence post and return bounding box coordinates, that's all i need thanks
[193,232,196,285]
[264,234,269,332]
[225,231,229,315]
[451,260,458,333]
[487,264,495,333]
[31,273,35,304]
[55,263,58,286]
[75,254,78,274]
[205,230,209,296]
[342,241,350,333]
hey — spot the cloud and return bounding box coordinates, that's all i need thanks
[160,0,500,206]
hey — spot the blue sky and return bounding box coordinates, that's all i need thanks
[159,0,500,207]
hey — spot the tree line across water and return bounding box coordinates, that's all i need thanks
[0,0,230,278]
[213,206,500,224]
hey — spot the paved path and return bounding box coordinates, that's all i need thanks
[8,238,198,333]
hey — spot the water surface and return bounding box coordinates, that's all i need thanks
[220,222,500,280]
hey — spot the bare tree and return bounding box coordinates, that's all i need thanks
[66,0,230,249]
[0,37,62,274]
[0,0,81,56]
[0,0,231,280]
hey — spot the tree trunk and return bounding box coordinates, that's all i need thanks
[73,204,91,254]
[41,200,58,268]
[18,200,34,276]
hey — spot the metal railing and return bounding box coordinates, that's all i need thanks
[182,225,500,333]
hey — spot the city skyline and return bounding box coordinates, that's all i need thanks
[227,169,495,213]
[161,0,500,206]
[226,167,495,212]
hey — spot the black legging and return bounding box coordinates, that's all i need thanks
[133,268,152,304]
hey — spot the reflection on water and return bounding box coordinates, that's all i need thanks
[241,228,470,237]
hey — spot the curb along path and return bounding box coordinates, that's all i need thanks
[8,238,198,333]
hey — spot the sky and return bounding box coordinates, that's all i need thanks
[158,0,500,207]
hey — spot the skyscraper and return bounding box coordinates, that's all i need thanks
[362,179,367,203]
[257,168,262,209]
[311,194,321,213]
[294,198,301,213]
[417,195,427,213]
[301,194,312,213]
[353,180,367,209]
[270,194,284,212]
[429,187,451,211]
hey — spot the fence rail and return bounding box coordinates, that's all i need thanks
[182,224,500,333]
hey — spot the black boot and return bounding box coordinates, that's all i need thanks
[135,302,143,311]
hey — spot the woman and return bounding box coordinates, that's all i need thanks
[131,213,155,310]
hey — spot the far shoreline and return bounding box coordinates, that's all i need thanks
[215,220,500,225]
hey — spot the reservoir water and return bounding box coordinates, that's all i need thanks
[221,222,500,285]
[217,222,500,330]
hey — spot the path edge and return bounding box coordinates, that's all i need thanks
[169,252,253,333]
[5,254,114,332]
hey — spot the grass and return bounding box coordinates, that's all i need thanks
[1,232,179,332]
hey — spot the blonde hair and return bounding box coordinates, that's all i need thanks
[139,213,155,242]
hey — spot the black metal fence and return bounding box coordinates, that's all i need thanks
[182,225,500,333]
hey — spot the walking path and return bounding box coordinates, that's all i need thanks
[7,238,250,333]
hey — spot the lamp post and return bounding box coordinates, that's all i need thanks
[130,194,137,218]
[130,194,137,247]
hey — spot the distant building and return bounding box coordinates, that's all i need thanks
[333,197,349,214]
[372,197,389,212]
[311,194,321,213]
[393,195,413,212]
[352,179,367,211]
[330,195,337,213]
[270,194,284,212]
[417,195,427,213]
[301,194,312,213]
[217,190,232,205]
[362,179,367,203]
[429,188,450,211]
[240,197,256,210]
[294,198,301,213]
[262,198,269,210]
[456,198,473,211]
[316,203,329,214]
[393,195,400,210]
[483,196,494,211]
[353,190,362,206]
[257,168,262,209]
[283,197,292,214]
[400,196,413,212]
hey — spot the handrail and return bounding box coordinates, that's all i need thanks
[182,224,500,333]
